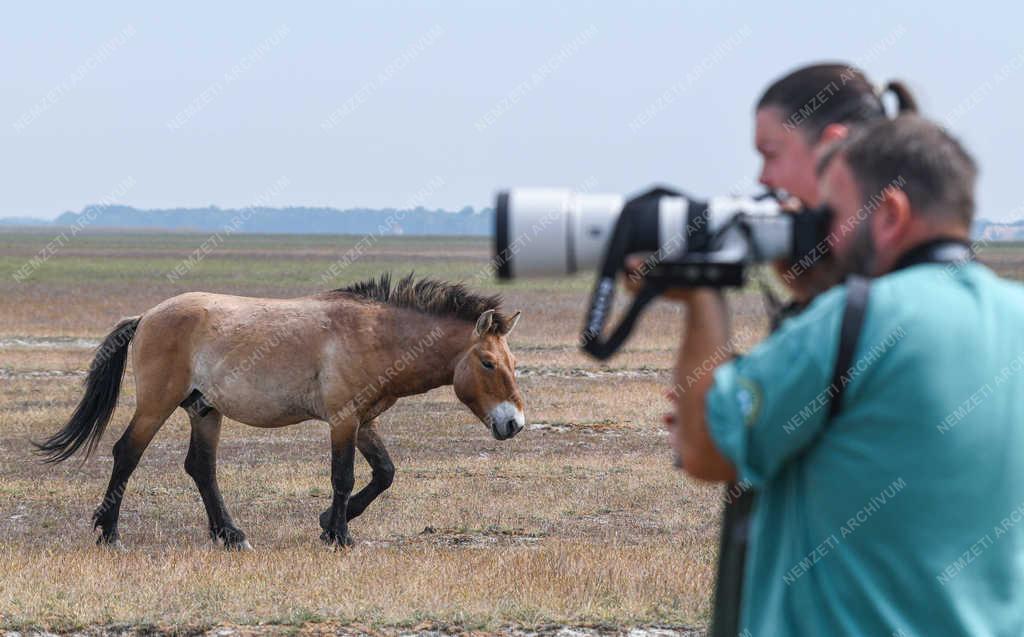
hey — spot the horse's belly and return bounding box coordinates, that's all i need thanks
[192,347,323,427]
[213,395,312,428]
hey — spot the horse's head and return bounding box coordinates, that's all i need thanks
[453,309,524,440]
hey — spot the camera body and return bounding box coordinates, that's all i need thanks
[494,185,833,358]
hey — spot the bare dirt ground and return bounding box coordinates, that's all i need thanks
[2,232,1018,635]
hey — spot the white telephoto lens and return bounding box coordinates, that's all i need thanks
[568,193,625,273]
[499,189,623,277]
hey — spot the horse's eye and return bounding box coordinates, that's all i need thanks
[481,359,495,370]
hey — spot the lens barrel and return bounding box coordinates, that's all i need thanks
[494,189,624,279]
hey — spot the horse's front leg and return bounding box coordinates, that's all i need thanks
[347,420,395,521]
[321,411,358,548]
[320,397,398,530]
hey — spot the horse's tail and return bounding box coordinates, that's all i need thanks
[34,315,142,463]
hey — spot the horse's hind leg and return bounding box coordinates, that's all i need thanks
[92,308,194,547]
[319,418,395,530]
[92,406,175,547]
[184,409,251,550]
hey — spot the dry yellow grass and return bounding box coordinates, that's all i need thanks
[0,366,721,632]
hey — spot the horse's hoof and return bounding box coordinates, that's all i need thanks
[320,529,354,549]
[211,527,251,550]
[326,540,353,552]
[218,537,254,551]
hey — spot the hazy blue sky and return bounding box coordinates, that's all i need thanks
[4,1,1023,220]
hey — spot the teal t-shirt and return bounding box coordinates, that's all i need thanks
[707,262,1024,636]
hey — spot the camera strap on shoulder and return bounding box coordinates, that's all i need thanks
[826,239,972,416]
[829,274,870,418]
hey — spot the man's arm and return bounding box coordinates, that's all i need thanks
[674,289,738,483]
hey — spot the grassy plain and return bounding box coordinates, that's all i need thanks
[1,230,1020,634]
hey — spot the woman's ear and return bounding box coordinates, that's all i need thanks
[818,122,850,147]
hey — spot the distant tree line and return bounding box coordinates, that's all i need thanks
[34,204,495,236]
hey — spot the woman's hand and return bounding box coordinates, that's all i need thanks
[622,255,698,303]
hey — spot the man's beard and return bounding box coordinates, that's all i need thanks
[841,217,877,277]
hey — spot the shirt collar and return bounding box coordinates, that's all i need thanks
[890,237,974,273]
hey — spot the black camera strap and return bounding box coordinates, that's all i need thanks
[829,275,871,418]
[580,187,680,360]
[711,237,974,636]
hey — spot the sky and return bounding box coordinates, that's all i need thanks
[3,1,1024,221]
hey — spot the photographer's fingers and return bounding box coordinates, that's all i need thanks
[622,255,646,295]
[623,254,698,303]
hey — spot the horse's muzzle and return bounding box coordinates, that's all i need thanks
[489,402,525,440]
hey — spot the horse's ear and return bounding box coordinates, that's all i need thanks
[502,311,521,336]
[474,309,495,338]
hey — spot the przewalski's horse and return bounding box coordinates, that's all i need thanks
[35,273,525,549]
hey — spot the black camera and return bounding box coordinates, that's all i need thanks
[494,186,833,359]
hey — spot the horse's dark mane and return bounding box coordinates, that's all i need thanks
[331,273,509,333]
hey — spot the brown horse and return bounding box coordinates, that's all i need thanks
[35,273,525,549]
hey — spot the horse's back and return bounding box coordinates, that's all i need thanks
[132,291,375,427]
[142,291,340,336]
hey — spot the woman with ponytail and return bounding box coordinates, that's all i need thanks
[722,68,914,315]
[752,64,919,303]
[755,64,917,209]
